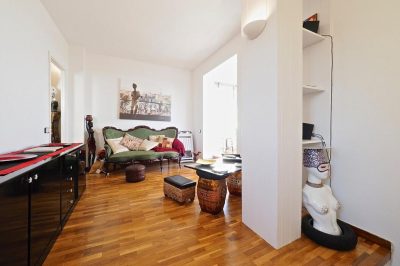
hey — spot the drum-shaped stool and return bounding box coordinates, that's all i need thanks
[126,164,145,183]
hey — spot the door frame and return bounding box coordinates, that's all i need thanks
[48,54,66,143]
[202,54,238,158]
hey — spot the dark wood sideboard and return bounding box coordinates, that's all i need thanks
[0,144,85,266]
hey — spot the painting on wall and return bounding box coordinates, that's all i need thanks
[119,82,171,121]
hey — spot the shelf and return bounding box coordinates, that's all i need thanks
[302,139,331,150]
[302,139,321,146]
[303,28,325,48]
[303,85,324,95]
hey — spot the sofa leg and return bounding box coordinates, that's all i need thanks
[178,156,182,169]
[168,159,170,168]
[100,169,110,177]
[159,158,163,172]
[104,162,111,173]
[98,162,110,177]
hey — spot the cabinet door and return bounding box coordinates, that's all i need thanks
[75,150,86,199]
[0,175,30,266]
[61,156,75,224]
[30,159,61,266]
[77,168,86,199]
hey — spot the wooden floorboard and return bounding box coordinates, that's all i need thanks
[45,164,390,265]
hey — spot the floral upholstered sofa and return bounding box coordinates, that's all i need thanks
[102,126,184,170]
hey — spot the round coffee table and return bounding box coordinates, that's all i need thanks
[126,164,145,182]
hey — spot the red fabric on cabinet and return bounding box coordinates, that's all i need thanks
[0,143,81,176]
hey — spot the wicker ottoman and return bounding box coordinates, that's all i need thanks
[126,164,145,183]
[164,175,196,203]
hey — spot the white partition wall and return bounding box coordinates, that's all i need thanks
[239,0,303,248]
[192,0,303,249]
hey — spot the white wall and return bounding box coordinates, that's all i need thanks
[193,0,302,249]
[239,2,280,244]
[240,0,302,248]
[68,46,88,143]
[0,0,69,153]
[276,0,303,245]
[330,0,400,264]
[84,53,193,150]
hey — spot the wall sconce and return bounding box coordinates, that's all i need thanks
[241,0,267,40]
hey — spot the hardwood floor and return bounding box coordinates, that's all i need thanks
[45,164,390,266]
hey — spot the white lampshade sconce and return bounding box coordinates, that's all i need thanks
[241,0,268,40]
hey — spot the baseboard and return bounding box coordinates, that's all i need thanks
[346,223,391,250]
[345,222,392,265]
[302,208,391,250]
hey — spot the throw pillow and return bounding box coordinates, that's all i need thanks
[106,137,129,154]
[120,134,144,151]
[149,134,165,143]
[160,137,175,148]
[138,139,159,151]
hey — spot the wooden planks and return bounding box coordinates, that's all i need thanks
[44,164,390,265]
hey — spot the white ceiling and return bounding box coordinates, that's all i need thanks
[40,0,241,69]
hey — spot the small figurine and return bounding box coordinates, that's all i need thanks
[85,115,96,168]
[131,83,141,116]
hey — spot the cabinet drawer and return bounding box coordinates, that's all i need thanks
[61,181,74,223]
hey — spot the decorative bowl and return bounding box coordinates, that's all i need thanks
[196,159,217,165]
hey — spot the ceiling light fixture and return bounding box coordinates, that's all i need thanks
[241,0,267,40]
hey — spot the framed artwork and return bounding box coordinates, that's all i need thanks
[119,82,171,121]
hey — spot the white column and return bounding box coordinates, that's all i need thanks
[239,0,302,248]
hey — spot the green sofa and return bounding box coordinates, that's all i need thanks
[102,125,181,170]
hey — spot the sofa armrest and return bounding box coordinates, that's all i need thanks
[104,144,113,160]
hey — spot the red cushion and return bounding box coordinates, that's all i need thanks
[152,147,178,153]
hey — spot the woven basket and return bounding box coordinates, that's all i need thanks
[227,171,242,196]
[197,178,227,214]
[164,182,195,204]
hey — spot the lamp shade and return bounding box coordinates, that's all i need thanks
[241,0,267,40]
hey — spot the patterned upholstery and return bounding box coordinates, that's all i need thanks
[103,126,179,164]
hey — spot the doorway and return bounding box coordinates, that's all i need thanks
[202,55,238,158]
[49,59,65,143]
